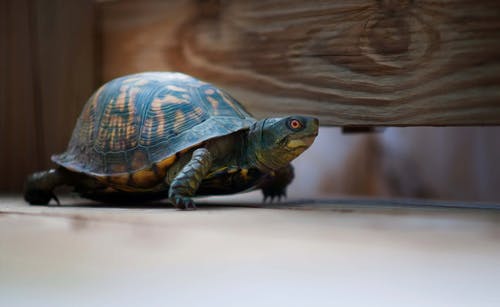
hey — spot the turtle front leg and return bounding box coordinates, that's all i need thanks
[24,168,67,205]
[168,148,213,210]
[260,164,295,202]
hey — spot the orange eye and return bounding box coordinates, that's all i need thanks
[288,119,303,130]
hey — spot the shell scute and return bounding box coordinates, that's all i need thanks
[52,72,256,179]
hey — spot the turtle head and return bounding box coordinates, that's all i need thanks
[247,116,319,171]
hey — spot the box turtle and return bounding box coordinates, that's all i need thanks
[24,72,318,209]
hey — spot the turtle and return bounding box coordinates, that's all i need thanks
[24,72,318,209]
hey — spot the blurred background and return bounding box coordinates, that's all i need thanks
[1,0,499,202]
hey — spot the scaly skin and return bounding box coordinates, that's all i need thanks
[24,167,106,205]
[168,148,212,210]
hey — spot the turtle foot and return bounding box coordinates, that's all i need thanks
[24,189,60,205]
[170,195,197,210]
[24,170,62,205]
[260,164,294,203]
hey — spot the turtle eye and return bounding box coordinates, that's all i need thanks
[287,118,303,131]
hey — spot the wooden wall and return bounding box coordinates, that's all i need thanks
[100,0,500,126]
[0,0,97,191]
[1,0,500,193]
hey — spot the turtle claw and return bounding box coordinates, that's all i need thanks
[171,196,197,210]
[262,189,286,203]
[51,192,61,205]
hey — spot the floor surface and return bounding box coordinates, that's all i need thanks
[1,194,500,307]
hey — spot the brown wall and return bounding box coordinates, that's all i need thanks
[0,0,97,191]
[1,0,499,202]
[100,0,500,126]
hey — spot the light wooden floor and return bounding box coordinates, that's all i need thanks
[1,194,500,307]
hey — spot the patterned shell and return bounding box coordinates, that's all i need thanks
[53,72,256,176]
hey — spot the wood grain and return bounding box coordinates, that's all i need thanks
[0,0,97,192]
[33,0,98,171]
[2,195,500,307]
[0,0,40,191]
[100,0,500,126]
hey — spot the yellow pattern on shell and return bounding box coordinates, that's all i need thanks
[219,91,237,110]
[108,173,129,186]
[156,155,177,170]
[174,110,186,132]
[132,168,159,188]
[167,85,188,92]
[206,96,219,112]
[116,85,127,111]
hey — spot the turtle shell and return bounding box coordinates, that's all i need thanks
[53,72,256,181]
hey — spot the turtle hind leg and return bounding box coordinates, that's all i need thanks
[24,168,68,205]
[260,164,295,202]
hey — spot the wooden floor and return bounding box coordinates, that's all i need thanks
[1,194,500,307]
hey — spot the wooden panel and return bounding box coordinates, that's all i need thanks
[100,0,500,126]
[0,0,97,192]
[33,0,97,171]
[0,0,40,191]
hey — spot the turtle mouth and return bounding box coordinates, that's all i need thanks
[286,134,317,149]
